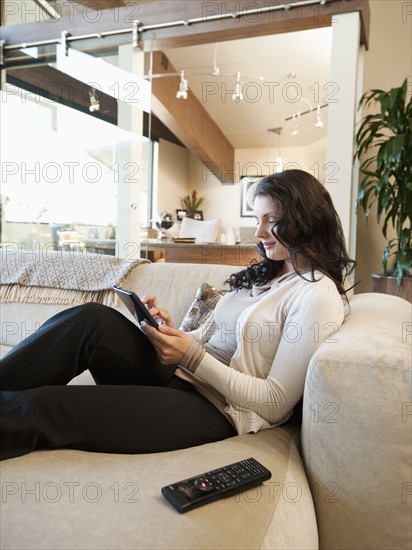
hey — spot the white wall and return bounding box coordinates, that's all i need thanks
[157,139,189,213]
[188,153,241,236]
[190,141,327,235]
[355,0,412,292]
[306,137,328,185]
[157,138,327,238]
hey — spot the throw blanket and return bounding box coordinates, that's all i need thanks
[0,249,148,305]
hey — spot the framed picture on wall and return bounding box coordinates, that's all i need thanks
[240,176,264,217]
[187,210,203,220]
[176,209,188,221]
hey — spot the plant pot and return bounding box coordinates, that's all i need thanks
[186,210,203,220]
[371,274,412,303]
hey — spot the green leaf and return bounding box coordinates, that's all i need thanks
[382,243,392,273]
[355,79,412,282]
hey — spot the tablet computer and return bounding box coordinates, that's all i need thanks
[113,285,159,329]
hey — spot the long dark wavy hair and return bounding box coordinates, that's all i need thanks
[227,170,356,297]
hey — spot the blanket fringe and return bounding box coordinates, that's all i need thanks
[0,250,150,305]
[0,284,118,306]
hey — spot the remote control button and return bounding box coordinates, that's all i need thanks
[216,472,231,483]
[193,478,214,493]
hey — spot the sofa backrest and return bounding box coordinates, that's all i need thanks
[0,262,240,348]
[121,262,238,326]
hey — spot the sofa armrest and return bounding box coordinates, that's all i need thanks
[301,293,412,549]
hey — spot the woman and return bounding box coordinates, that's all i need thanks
[0,170,355,460]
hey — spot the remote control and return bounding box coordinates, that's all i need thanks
[161,457,271,513]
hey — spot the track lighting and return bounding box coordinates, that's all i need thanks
[176,70,189,99]
[148,45,263,105]
[286,73,326,135]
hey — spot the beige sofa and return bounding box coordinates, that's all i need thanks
[1,259,411,550]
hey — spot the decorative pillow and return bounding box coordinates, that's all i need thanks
[179,283,223,332]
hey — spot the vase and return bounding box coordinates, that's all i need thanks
[371,274,412,303]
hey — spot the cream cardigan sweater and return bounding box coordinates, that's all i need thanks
[177,271,346,435]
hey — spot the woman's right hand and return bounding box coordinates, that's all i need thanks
[141,294,174,328]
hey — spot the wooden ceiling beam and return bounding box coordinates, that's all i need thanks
[151,51,235,184]
[5,64,184,145]
[6,65,118,124]
[138,0,370,51]
[1,1,370,56]
[69,0,128,8]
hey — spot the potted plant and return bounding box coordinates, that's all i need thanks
[354,78,412,301]
[181,190,204,219]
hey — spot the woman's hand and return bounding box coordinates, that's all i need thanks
[141,323,193,365]
[141,294,174,328]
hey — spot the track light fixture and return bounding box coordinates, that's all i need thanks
[314,104,324,128]
[267,127,283,172]
[88,89,100,112]
[291,113,300,135]
[232,72,244,102]
[176,70,189,99]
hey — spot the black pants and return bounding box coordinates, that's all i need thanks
[0,303,236,461]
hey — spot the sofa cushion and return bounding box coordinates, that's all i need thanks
[1,427,318,549]
[0,344,12,358]
[301,293,412,549]
[179,282,223,331]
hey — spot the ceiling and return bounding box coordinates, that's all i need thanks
[3,0,332,149]
[163,27,331,148]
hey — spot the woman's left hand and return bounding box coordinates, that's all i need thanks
[141,323,193,365]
